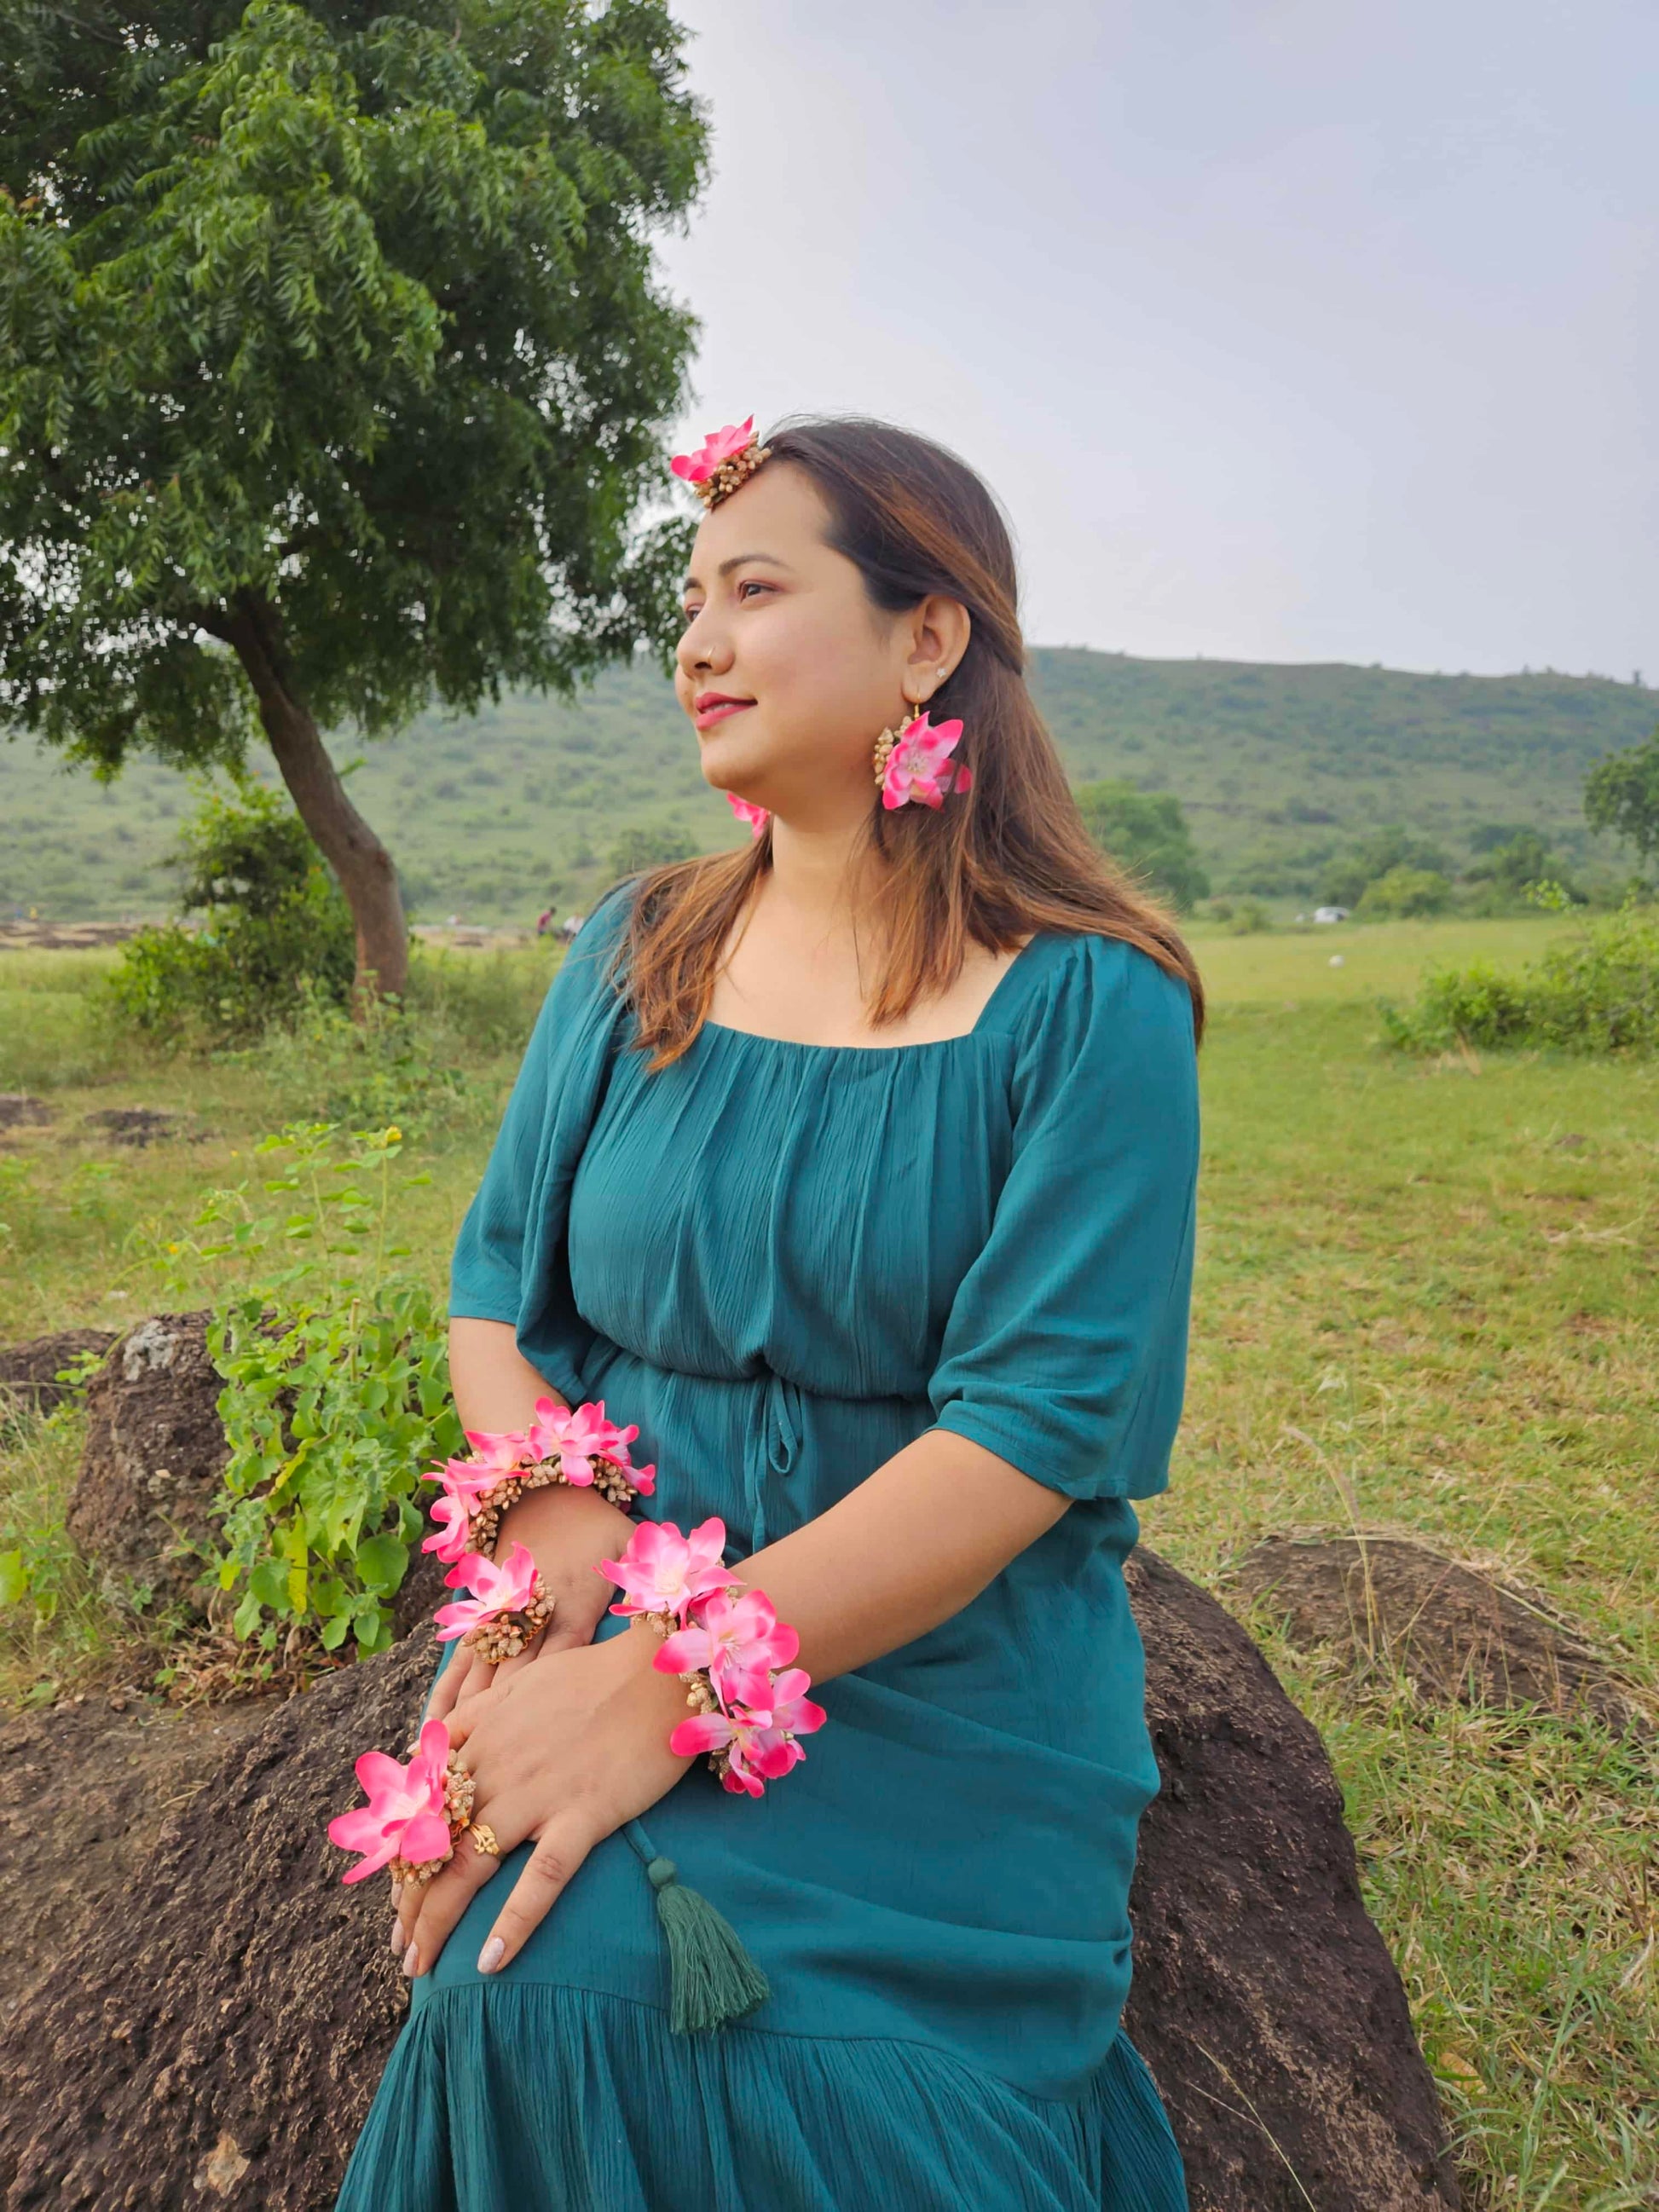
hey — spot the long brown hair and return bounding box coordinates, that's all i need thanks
[618,416,1205,1066]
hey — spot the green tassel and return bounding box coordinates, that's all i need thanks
[646,1856,771,2034]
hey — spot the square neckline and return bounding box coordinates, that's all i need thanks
[696,931,1062,1056]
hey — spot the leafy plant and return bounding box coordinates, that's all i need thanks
[167,1123,464,1656]
[103,783,355,1042]
[1381,894,1659,1055]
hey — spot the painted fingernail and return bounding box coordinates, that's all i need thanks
[477,1936,506,1976]
[390,1920,406,1955]
[402,1942,419,1978]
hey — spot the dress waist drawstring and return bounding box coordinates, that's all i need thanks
[745,1367,804,1552]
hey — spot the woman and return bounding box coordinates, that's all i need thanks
[336,416,1203,2210]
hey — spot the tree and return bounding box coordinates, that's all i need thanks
[605,822,696,881]
[1319,823,1450,911]
[1073,780,1211,911]
[0,1,706,1001]
[1466,829,1549,892]
[1584,726,1659,875]
[1354,865,1451,920]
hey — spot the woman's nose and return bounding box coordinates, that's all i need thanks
[677,607,732,679]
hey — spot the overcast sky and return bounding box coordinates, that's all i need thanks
[656,1,1656,679]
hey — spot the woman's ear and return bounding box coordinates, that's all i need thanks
[905,596,973,699]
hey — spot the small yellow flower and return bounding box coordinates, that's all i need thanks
[165,1242,181,1254]
[385,1126,402,1143]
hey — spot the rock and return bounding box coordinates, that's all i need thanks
[1233,1533,1639,1737]
[0,1633,431,2211]
[0,1094,55,1132]
[1124,1549,1459,2208]
[66,1313,228,1609]
[81,1106,196,1147]
[0,1554,1459,2210]
[0,1328,115,1416]
[0,1691,279,2021]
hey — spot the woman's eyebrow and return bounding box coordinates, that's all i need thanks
[682,552,795,591]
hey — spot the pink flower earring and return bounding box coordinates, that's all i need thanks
[873,696,973,811]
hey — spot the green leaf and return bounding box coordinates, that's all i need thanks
[354,1533,408,1595]
[0,1550,31,1607]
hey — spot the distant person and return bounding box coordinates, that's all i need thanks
[341,418,1203,2212]
[558,912,582,940]
[535,908,553,937]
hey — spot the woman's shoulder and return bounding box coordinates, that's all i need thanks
[991,927,1198,1047]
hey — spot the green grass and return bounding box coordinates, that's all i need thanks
[3,650,1649,922]
[1,915,1654,2205]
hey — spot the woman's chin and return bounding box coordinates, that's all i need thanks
[697,731,766,793]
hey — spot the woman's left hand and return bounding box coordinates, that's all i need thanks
[396,1623,691,1979]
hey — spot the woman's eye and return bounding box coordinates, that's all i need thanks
[736,580,773,602]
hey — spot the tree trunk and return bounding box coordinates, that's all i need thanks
[217,592,408,1004]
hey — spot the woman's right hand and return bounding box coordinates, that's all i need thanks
[422,1482,638,1730]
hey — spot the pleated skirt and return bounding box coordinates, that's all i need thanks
[334,1981,1188,2211]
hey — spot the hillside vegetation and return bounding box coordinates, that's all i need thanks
[2,650,1650,925]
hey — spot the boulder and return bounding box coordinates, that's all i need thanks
[0,1328,116,1416]
[1232,1533,1640,1738]
[1124,1548,1460,2209]
[66,1312,228,1609]
[0,1554,1460,2210]
[0,1633,430,2211]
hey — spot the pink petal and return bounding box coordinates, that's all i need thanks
[397,1811,453,1866]
[654,1624,713,1674]
[669,1711,734,1757]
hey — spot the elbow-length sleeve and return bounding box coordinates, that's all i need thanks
[928,933,1201,1502]
[448,885,635,1400]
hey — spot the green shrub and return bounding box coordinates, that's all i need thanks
[166,1123,464,1656]
[1382,898,1659,1055]
[1356,865,1453,920]
[103,785,356,1043]
[1222,898,1270,935]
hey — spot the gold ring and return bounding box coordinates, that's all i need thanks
[471,1822,501,1858]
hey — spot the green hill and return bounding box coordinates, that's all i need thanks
[2,650,1650,923]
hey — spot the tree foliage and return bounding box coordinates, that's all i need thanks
[0,0,707,991]
[1584,726,1659,873]
[1072,778,1211,912]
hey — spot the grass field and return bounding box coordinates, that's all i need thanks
[1,913,1654,2207]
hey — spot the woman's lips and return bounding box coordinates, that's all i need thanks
[693,696,754,731]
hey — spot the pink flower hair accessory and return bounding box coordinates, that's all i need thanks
[326,1717,477,1886]
[670,416,773,509]
[873,709,974,811]
[434,1541,556,1664]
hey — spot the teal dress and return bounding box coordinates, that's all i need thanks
[336,883,1200,2212]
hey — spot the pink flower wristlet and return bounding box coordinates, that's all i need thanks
[422,1396,655,1567]
[598,1517,826,1798]
[329,1417,821,2060]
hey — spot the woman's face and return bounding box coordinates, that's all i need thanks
[674,462,955,829]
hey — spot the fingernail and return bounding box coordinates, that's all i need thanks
[390,1920,406,1955]
[477,1936,506,1975]
[402,1942,419,1978]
